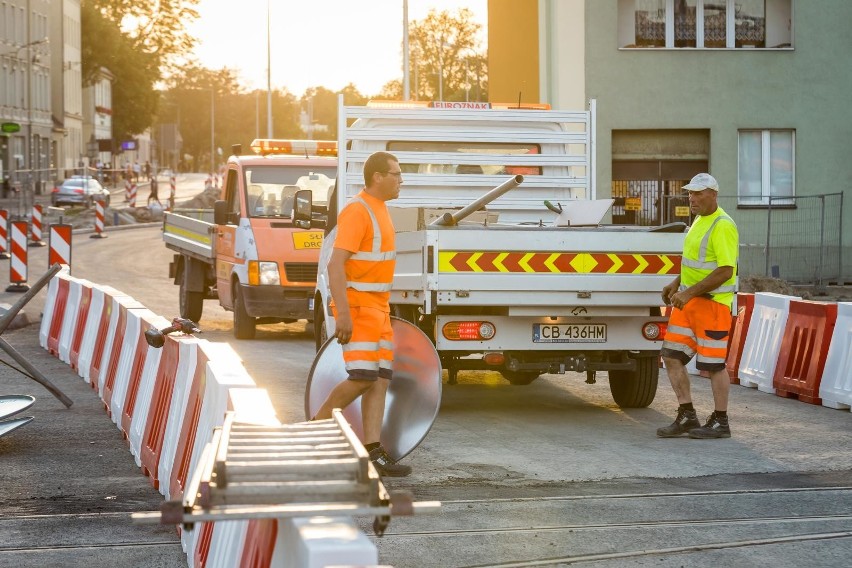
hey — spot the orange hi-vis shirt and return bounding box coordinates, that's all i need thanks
[333,190,396,312]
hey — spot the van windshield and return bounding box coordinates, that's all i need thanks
[243,165,337,218]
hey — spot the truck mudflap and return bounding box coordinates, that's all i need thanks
[239,284,315,320]
[433,314,666,352]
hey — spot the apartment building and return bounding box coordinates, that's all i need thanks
[488,0,850,283]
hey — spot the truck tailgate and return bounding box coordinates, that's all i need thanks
[163,212,215,260]
[394,226,683,310]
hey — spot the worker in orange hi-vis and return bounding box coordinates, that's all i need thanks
[312,151,411,477]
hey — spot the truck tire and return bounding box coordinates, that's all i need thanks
[233,286,256,339]
[608,356,659,408]
[313,307,328,352]
[500,370,541,386]
[179,281,204,323]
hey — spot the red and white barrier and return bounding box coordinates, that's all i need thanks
[37,271,381,568]
[129,183,138,207]
[738,292,800,393]
[125,179,132,201]
[49,223,73,271]
[108,308,163,427]
[7,220,29,291]
[91,200,107,239]
[726,293,755,384]
[119,311,173,440]
[99,296,148,408]
[30,204,46,247]
[772,300,838,404]
[820,302,852,411]
[0,208,9,259]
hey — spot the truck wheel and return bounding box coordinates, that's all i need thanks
[608,356,659,408]
[233,286,256,339]
[179,281,204,323]
[313,308,328,352]
[500,370,540,386]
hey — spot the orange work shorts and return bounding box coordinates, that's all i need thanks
[660,296,732,372]
[332,305,394,381]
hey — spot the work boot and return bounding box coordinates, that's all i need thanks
[369,446,412,477]
[656,407,700,438]
[689,411,731,439]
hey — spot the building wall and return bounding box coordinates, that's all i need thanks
[490,0,852,282]
[487,0,540,104]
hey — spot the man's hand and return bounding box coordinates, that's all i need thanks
[669,290,694,310]
[334,311,353,344]
[661,280,679,305]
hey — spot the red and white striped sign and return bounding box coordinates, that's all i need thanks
[30,204,45,246]
[125,179,132,202]
[10,220,28,284]
[129,183,138,208]
[0,208,9,259]
[49,224,73,270]
[95,200,106,235]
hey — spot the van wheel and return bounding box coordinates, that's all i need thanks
[500,370,540,386]
[608,356,659,408]
[233,286,256,339]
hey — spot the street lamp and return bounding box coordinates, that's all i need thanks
[210,88,215,174]
[266,0,273,137]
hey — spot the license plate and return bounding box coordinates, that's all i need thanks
[533,324,607,343]
[292,231,324,250]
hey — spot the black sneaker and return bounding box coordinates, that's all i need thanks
[369,446,412,477]
[689,411,731,439]
[656,408,700,438]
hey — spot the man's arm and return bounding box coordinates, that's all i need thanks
[669,266,734,310]
[327,248,354,344]
[662,275,681,305]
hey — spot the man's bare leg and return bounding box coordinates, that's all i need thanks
[709,368,730,411]
[313,379,373,420]
[361,378,390,443]
[662,357,693,404]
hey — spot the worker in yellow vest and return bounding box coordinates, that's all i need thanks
[658,173,739,439]
[313,151,411,476]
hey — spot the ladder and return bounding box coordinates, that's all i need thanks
[133,409,439,536]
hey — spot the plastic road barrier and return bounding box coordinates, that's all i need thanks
[738,292,799,394]
[819,302,852,411]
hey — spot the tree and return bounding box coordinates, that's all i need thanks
[406,8,488,102]
[300,83,368,139]
[81,0,201,142]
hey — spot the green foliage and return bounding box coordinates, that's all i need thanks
[406,8,488,102]
[300,84,368,139]
[158,65,304,172]
[81,0,201,141]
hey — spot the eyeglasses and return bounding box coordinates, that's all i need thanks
[382,170,403,178]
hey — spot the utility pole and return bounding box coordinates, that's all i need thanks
[210,89,215,173]
[266,0,273,137]
[402,0,410,100]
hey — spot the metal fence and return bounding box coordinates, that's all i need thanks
[663,193,845,286]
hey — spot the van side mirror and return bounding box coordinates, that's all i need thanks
[293,189,313,229]
[213,200,230,225]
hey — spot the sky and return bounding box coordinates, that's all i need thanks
[187,0,488,97]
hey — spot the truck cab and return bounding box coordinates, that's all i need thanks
[170,139,336,339]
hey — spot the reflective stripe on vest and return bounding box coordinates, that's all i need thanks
[680,214,737,297]
[345,197,395,293]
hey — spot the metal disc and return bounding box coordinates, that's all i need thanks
[305,317,442,462]
[0,416,34,439]
[0,395,35,421]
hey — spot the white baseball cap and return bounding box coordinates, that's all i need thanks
[682,173,719,192]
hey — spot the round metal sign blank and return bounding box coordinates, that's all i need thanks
[305,317,442,462]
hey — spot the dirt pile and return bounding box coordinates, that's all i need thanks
[739,275,810,299]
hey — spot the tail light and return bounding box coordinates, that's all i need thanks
[74,188,84,194]
[442,321,496,341]
[642,322,666,340]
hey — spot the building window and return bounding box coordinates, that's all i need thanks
[619,0,792,49]
[738,129,794,206]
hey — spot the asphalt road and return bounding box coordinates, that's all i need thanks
[0,224,850,567]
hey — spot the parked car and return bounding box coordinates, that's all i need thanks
[51,177,111,208]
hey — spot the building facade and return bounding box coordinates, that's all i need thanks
[488,0,850,284]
